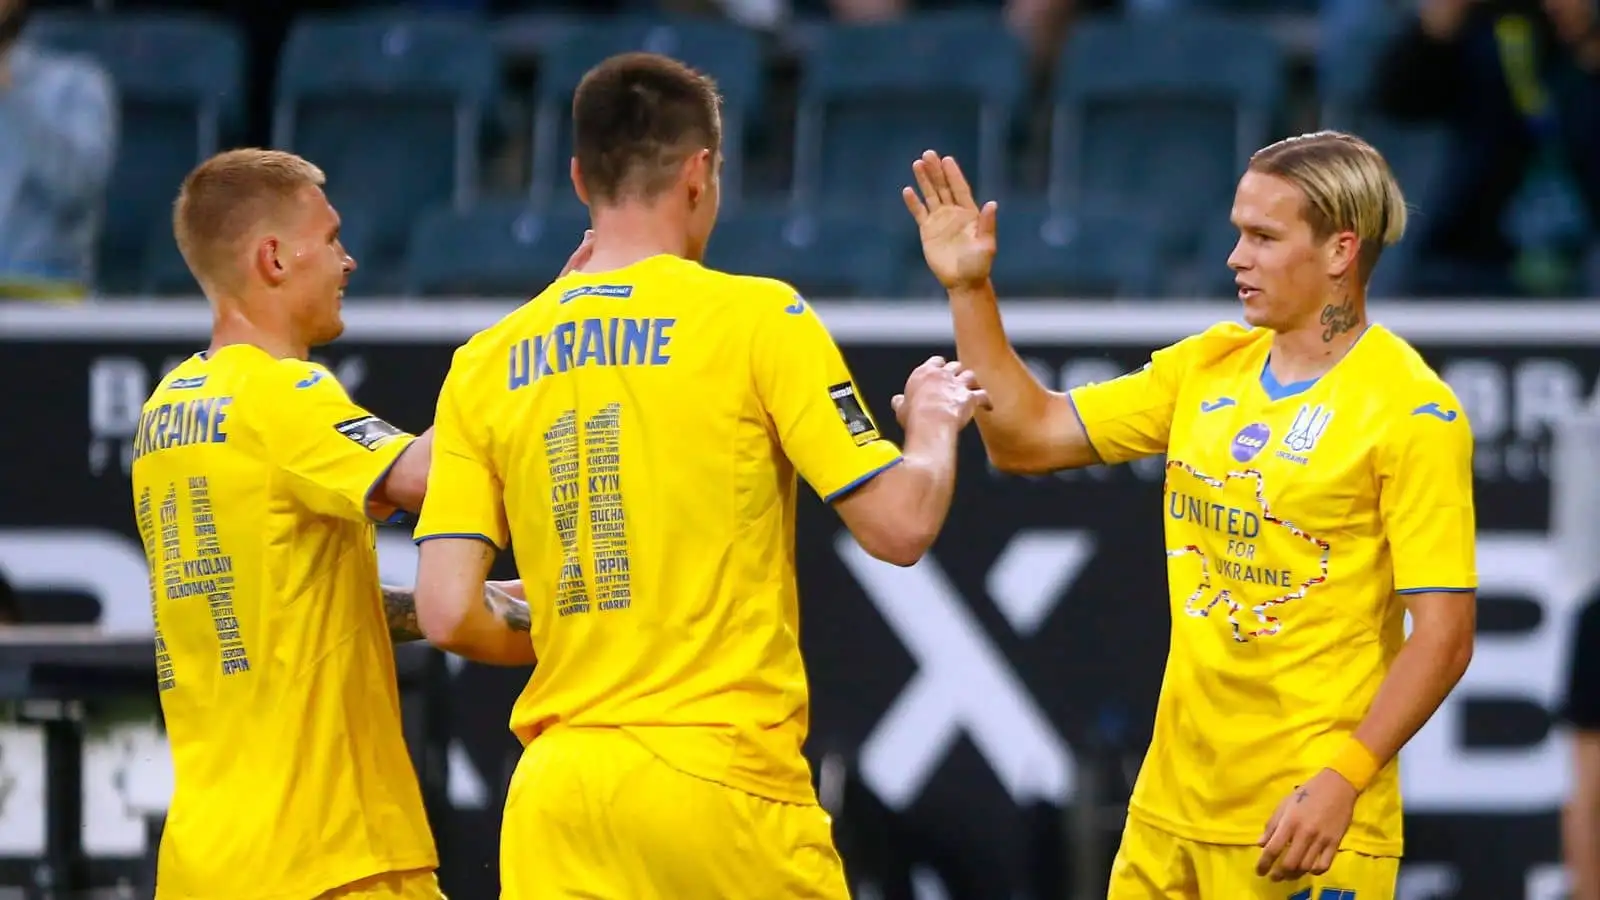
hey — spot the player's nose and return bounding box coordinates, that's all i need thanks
[1226,239,1249,272]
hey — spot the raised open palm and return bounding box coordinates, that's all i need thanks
[902,150,998,289]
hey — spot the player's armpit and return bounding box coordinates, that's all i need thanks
[414,536,536,666]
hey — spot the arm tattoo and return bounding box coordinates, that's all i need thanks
[1319,290,1360,343]
[484,583,532,632]
[1294,787,1310,803]
[383,586,425,643]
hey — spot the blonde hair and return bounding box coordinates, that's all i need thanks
[173,149,326,291]
[1248,131,1407,283]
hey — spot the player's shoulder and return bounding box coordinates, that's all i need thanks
[210,349,352,423]
[255,354,347,398]
[1363,325,1467,427]
[1365,325,1458,401]
[693,265,805,318]
[1164,321,1268,369]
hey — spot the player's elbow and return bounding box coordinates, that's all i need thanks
[984,445,1058,476]
[1414,608,1475,684]
[1443,627,1475,683]
[415,586,469,649]
[855,527,935,568]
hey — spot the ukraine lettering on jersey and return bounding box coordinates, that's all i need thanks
[1069,321,1476,858]
[132,346,437,900]
[418,255,903,807]
[130,396,233,459]
[509,317,675,389]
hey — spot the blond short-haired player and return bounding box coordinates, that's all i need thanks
[132,149,560,900]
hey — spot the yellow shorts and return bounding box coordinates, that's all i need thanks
[1108,814,1397,900]
[317,869,445,899]
[500,728,850,900]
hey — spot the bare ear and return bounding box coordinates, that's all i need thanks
[570,158,590,208]
[1326,231,1359,279]
[684,149,713,205]
[256,236,287,287]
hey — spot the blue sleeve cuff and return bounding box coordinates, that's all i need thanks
[414,532,504,550]
[822,456,904,504]
[1064,390,1104,465]
[362,437,416,524]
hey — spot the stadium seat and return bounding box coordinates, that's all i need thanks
[406,200,590,296]
[702,204,912,297]
[1173,0,1317,14]
[528,18,765,208]
[900,202,1169,298]
[989,204,1168,298]
[793,13,1027,206]
[274,14,497,287]
[1048,16,1285,246]
[24,12,245,294]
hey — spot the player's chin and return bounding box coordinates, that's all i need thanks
[1238,294,1273,328]
[318,310,346,343]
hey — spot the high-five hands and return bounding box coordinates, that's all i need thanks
[890,356,991,431]
[902,150,999,290]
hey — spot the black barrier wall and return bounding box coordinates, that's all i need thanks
[0,300,1592,900]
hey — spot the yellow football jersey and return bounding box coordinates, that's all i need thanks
[1070,322,1476,856]
[130,345,437,900]
[415,254,902,804]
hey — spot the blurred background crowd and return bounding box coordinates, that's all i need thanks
[1,0,1598,304]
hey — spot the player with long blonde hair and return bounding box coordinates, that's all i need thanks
[905,132,1476,899]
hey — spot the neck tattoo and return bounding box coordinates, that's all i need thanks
[1319,294,1360,343]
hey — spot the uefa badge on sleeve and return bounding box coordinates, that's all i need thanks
[828,381,881,446]
[333,415,404,451]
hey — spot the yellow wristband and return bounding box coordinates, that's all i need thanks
[1326,739,1381,791]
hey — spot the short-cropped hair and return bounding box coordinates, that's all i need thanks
[571,52,722,205]
[173,149,326,291]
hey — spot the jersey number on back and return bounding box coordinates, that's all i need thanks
[136,478,252,690]
[543,402,633,617]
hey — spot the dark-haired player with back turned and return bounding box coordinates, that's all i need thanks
[410,52,986,899]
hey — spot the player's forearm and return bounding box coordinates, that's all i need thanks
[1565,797,1600,900]
[1348,616,1473,769]
[422,581,536,667]
[383,585,427,643]
[892,418,962,556]
[947,282,1071,470]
